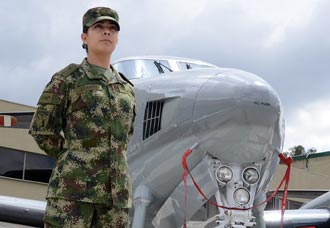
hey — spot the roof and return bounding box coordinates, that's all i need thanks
[293,150,330,161]
[0,99,36,112]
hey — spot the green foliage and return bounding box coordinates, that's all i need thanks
[289,145,305,156]
[286,145,318,156]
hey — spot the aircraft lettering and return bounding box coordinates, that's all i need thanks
[253,101,271,107]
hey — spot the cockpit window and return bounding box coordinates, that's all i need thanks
[113,60,136,79]
[153,61,173,74]
[178,61,214,70]
[113,58,217,79]
[113,59,172,79]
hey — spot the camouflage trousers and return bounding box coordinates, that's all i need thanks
[44,198,129,228]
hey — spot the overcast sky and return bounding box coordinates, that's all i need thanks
[0,0,329,152]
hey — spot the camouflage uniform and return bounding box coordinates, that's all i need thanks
[44,198,129,228]
[30,58,136,227]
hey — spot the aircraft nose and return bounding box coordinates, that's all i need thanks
[192,70,284,163]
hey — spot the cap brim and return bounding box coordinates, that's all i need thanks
[86,16,120,30]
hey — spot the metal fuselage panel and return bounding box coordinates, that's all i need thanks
[193,69,284,163]
[127,68,284,225]
[128,69,220,211]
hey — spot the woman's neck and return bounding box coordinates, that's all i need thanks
[87,52,111,69]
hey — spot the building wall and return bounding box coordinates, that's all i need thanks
[0,99,36,112]
[0,99,49,200]
[270,153,330,190]
[0,128,44,154]
[0,177,48,201]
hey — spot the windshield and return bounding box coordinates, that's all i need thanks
[113,59,172,79]
[178,61,215,70]
[113,58,217,79]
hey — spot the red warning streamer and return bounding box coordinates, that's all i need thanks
[182,148,292,228]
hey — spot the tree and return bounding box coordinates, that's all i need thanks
[289,145,305,156]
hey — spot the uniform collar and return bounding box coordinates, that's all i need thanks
[80,58,127,84]
[109,65,127,84]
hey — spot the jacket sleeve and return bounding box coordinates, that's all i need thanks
[29,73,67,159]
[127,103,136,143]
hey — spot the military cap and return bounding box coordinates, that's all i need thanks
[83,7,120,32]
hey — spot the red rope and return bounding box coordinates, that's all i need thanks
[278,153,293,228]
[182,149,292,228]
[182,148,192,228]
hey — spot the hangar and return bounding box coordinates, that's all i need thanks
[0,99,51,201]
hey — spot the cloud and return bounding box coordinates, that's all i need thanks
[0,0,329,151]
[284,97,330,152]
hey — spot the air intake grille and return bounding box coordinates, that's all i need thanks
[143,100,164,140]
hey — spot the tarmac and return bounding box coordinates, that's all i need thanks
[0,221,215,228]
[0,220,218,228]
[0,222,37,228]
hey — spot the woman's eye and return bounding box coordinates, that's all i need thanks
[94,24,103,29]
[110,27,118,32]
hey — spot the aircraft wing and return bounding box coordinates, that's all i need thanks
[0,196,45,227]
[0,194,329,228]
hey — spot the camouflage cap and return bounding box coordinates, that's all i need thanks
[83,7,120,32]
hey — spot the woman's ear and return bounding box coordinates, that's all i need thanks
[81,33,87,45]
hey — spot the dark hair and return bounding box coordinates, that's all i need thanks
[83,26,88,33]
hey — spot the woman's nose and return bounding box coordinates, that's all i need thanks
[103,31,111,35]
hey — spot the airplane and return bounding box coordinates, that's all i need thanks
[113,56,284,228]
[0,56,329,228]
[113,56,330,228]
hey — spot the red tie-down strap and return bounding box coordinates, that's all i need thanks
[182,148,293,228]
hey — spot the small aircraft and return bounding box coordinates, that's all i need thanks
[113,56,330,228]
[114,56,284,228]
[0,56,329,228]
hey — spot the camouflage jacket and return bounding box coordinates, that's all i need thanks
[29,59,136,208]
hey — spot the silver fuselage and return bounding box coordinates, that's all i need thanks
[127,67,284,227]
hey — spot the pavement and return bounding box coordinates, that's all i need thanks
[0,222,37,228]
[0,219,217,228]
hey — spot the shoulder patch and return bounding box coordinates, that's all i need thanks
[57,63,79,77]
[118,72,134,87]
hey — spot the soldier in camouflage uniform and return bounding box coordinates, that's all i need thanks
[29,6,136,228]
